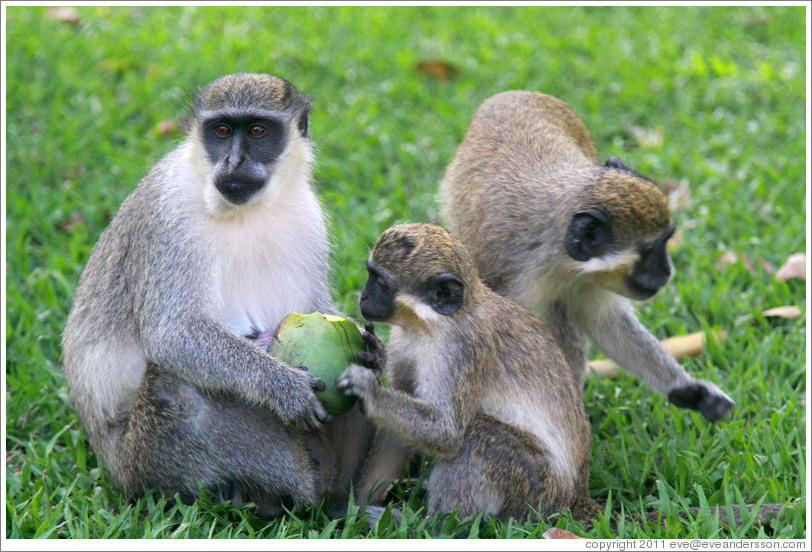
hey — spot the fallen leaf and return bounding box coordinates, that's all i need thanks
[156,119,178,138]
[661,179,692,211]
[47,8,81,25]
[775,253,806,281]
[416,59,461,82]
[667,227,684,251]
[662,330,727,358]
[588,359,619,377]
[543,527,585,539]
[757,257,776,275]
[715,250,756,275]
[715,250,739,270]
[744,11,770,27]
[761,306,802,320]
[623,123,663,149]
[98,59,136,73]
[60,212,85,233]
[589,330,726,378]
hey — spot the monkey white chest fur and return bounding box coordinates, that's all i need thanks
[178,138,331,336]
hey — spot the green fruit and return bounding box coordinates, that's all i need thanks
[270,312,364,416]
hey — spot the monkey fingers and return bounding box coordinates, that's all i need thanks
[275,367,330,430]
[298,367,327,393]
[336,364,377,400]
[359,322,386,375]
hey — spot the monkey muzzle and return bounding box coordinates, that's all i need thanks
[215,177,267,205]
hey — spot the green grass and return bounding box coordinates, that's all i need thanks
[4,5,807,540]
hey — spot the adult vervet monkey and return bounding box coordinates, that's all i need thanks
[62,73,380,515]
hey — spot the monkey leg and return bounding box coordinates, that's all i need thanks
[321,402,377,507]
[354,429,414,505]
[426,415,576,523]
[119,365,331,516]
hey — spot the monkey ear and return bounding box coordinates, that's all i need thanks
[565,209,612,262]
[605,156,628,170]
[428,273,464,315]
[293,96,312,138]
[297,110,309,138]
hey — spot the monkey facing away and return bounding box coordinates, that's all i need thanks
[439,91,733,422]
[336,223,594,522]
[62,73,380,515]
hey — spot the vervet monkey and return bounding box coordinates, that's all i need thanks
[439,91,733,422]
[337,223,594,522]
[62,73,380,515]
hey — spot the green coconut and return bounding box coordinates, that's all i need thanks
[270,311,364,416]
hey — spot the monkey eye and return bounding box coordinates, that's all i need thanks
[213,124,231,138]
[248,124,266,138]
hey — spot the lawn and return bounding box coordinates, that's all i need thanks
[4,5,807,540]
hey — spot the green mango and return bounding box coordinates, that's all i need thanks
[270,312,363,416]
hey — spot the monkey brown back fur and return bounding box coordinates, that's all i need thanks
[440,91,733,422]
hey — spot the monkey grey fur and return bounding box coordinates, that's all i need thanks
[337,223,595,522]
[439,91,733,422]
[62,73,377,515]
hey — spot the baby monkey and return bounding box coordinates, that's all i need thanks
[337,223,593,522]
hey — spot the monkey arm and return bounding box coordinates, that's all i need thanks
[576,298,734,421]
[337,365,466,458]
[140,311,328,428]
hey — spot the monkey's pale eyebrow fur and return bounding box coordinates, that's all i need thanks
[198,107,290,122]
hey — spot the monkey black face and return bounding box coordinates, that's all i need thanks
[202,110,297,205]
[360,261,465,323]
[624,227,674,300]
[360,263,399,322]
[566,209,674,300]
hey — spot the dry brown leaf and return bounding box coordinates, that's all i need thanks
[60,212,85,233]
[757,256,776,275]
[416,59,461,82]
[715,250,756,274]
[589,330,726,378]
[98,59,136,73]
[624,123,663,149]
[588,358,619,377]
[47,8,81,25]
[661,179,692,211]
[715,250,739,270]
[157,119,178,138]
[775,253,806,281]
[543,527,586,539]
[761,306,802,320]
[667,227,684,251]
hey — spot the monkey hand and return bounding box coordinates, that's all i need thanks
[667,379,735,422]
[336,364,379,402]
[275,364,330,430]
[357,321,386,376]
